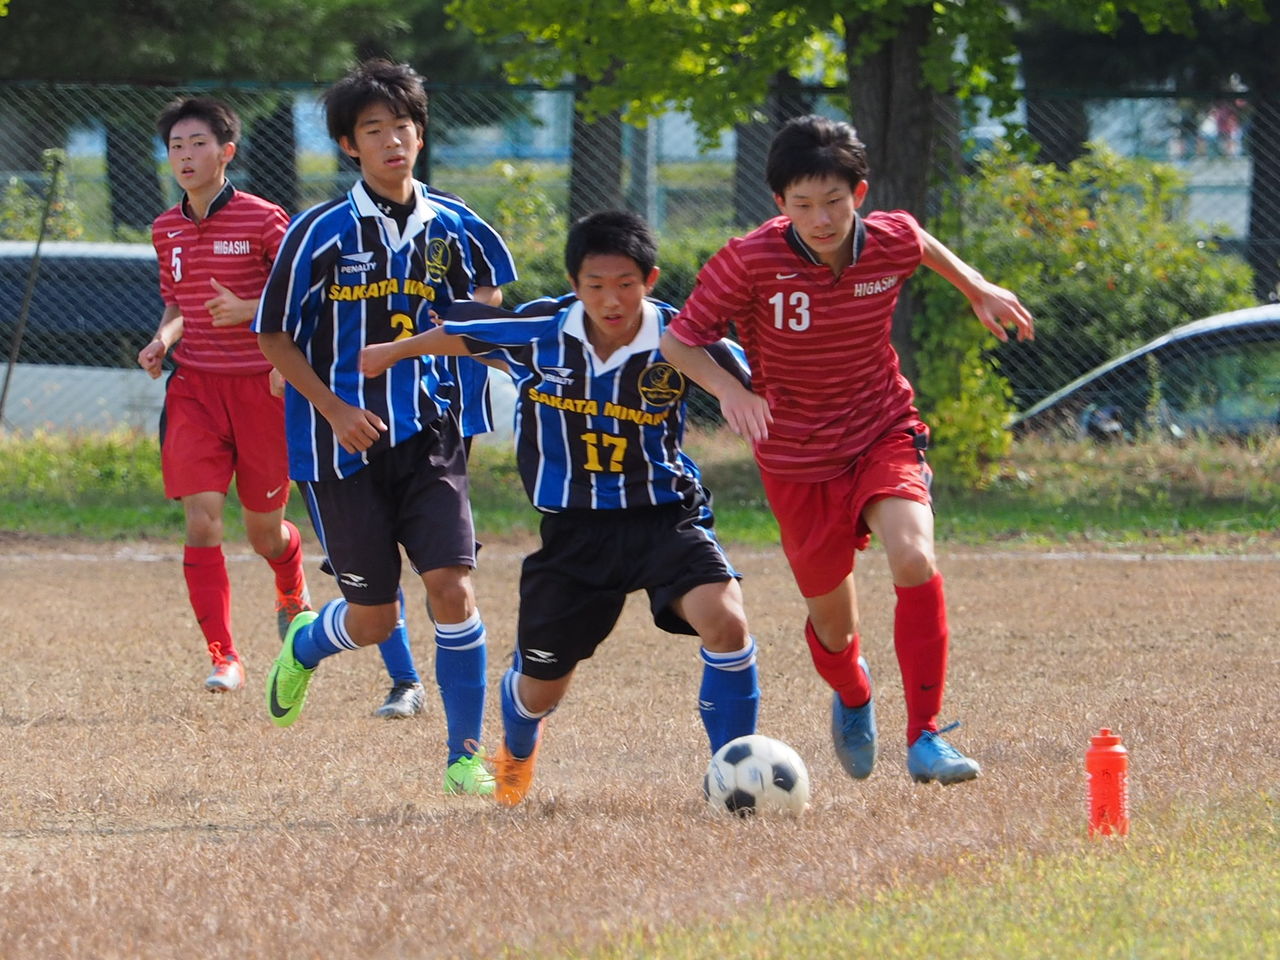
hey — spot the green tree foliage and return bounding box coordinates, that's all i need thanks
[0,0,408,82]
[914,142,1255,485]
[449,0,1262,211]
[449,0,1265,405]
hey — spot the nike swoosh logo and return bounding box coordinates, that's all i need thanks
[167,230,183,238]
[921,683,938,691]
[266,485,284,499]
[268,674,291,719]
[775,273,799,280]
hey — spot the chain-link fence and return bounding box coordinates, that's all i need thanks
[1,80,1277,437]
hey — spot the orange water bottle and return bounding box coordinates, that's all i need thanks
[1086,728,1129,837]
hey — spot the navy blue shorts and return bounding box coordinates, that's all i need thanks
[300,416,475,606]
[514,496,740,680]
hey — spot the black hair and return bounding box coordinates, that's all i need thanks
[564,210,658,281]
[155,97,241,145]
[322,58,428,148]
[765,114,870,196]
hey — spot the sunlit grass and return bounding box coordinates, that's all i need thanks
[578,793,1280,960]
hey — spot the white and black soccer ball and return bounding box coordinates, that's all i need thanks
[703,734,810,817]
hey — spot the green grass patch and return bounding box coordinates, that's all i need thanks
[3,428,1278,547]
[576,793,1279,960]
[938,436,1280,547]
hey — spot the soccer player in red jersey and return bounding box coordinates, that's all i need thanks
[138,97,310,694]
[660,115,1034,786]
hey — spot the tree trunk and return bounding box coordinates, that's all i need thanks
[843,6,934,382]
[732,71,815,228]
[247,94,299,214]
[0,92,64,172]
[569,82,623,225]
[1024,94,1089,170]
[1246,92,1280,301]
[105,115,164,238]
[1018,34,1090,170]
[625,122,657,224]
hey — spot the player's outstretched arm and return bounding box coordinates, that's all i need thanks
[659,330,773,443]
[359,327,471,378]
[919,229,1035,343]
[138,306,183,378]
[259,330,387,454]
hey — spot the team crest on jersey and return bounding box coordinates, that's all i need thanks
[637,362,685,407]
[425,238,451,282]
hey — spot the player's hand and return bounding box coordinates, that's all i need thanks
[269,368,286,398]
[206,278,254,327]
[137,339,166,379]
[720,389,773,444]
[326,403,387,454]
[970,281,1035,343]
[360,342,399,378]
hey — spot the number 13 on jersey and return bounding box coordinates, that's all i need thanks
[769,290,811,331]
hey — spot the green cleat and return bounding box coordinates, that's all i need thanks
[443,754,496,796]
[265,610,319,728]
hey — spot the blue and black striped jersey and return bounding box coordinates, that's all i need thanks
[254,179,476,481]
[425,187,518,439]
[442,294,750,512]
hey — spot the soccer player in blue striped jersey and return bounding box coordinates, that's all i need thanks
[371,186,518,722]
[254,58,494,796]
[361,210,761,806]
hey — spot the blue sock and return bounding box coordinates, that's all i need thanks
[434,611,487,765]
[500,667,548,759]
[377,588,421,685]
[292,598,358,669]
[698,637,760,753]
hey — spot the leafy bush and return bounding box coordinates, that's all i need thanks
[0,149,85,240]
[947,143,1256,409]
[916,142,1257,487]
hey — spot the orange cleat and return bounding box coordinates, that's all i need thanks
[493,736,541,807]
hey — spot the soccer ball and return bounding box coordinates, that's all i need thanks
[703,734,810,817]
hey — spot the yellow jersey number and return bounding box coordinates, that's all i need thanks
[581,432,627,472]
[390,312,415,341]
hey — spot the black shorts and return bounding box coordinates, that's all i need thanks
[300,417,475,606]
[515,497,740,680]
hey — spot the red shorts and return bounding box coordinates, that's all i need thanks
[159,367,289,513]
[759,426,933,598]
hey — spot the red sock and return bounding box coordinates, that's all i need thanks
[895,573,948,745]
[184,545,235,663]
[805,620,870,708]
[266,519,305,595]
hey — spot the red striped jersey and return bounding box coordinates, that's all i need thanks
[669,211,924,482]
[152,183,288,375]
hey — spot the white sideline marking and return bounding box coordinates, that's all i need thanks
[1,549,1276,565]
[0,550,260,563]
[948,551,1280,564]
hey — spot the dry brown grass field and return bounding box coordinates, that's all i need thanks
[2,532,1278,958]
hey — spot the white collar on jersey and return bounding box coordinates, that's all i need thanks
[350,179,437,251]
[562,298,661,374]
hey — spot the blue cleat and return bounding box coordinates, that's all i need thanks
[907,722,981,785]
[831,656,877,779]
